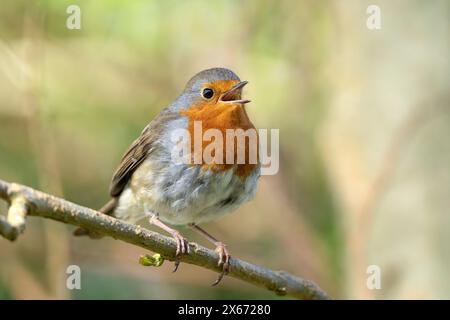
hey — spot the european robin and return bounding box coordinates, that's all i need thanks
[74,68,260,285]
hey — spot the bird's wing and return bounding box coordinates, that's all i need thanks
[109,111,180,197]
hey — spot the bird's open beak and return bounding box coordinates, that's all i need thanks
[220,81,251,104]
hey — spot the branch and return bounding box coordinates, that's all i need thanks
[0,178,330,300]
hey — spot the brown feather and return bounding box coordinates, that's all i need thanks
[109,111,181,197]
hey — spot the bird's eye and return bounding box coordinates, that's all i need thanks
[202,88,214,100]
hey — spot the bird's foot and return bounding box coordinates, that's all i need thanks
[169,230,190,273]
[148,215,190,273]
[212,242,230,286]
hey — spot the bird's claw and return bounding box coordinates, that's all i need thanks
[172,231,190,273]
[212,242,230,286]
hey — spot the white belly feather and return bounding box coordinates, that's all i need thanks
[113,158,260,226]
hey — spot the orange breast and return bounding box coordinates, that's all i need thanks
[180,101,259,179]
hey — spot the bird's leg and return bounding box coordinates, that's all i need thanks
[148,215,190,272]
[189,223,230,286]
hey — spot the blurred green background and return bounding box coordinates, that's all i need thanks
[0,0,448,299]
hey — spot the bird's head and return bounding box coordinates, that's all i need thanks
[169,68,251,118]
[183,67,250,107]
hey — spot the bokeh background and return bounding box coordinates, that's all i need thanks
[0,0,448,299]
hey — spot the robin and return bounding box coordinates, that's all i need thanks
[74,68,260,285]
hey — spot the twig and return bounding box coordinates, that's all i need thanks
[0,178,330,300]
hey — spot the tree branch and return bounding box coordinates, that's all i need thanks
[0,178,330,300]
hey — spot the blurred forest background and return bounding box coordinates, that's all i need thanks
[0,0,448,299]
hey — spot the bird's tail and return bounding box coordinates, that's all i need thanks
[73,198,118,239]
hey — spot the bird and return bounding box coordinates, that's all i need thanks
[74,67,261,285]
